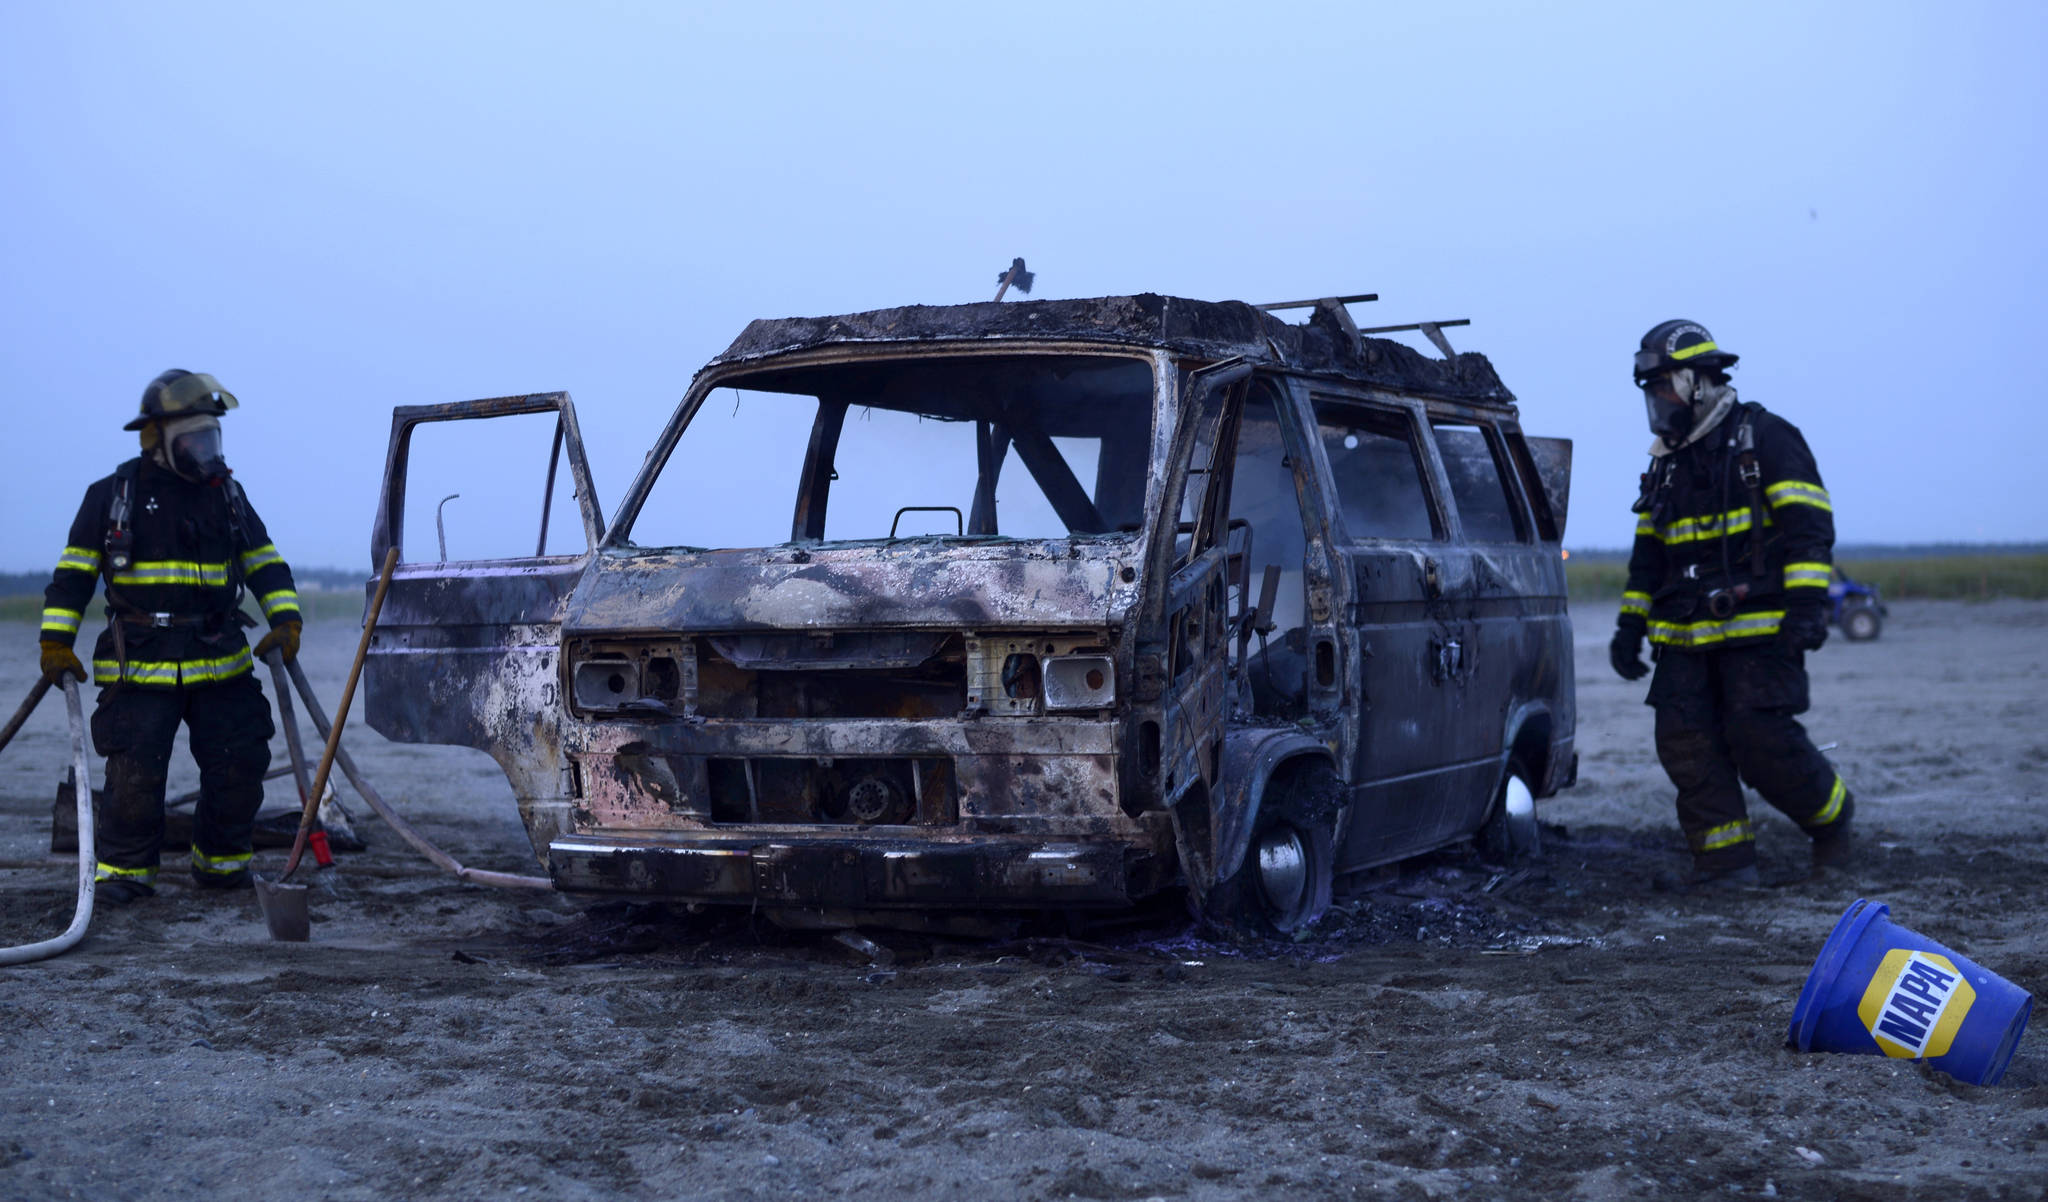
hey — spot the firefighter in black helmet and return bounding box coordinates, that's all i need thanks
[1610,322,1855,889]
[36,370,303,903]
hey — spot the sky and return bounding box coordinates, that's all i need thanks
[3,1,2043,574]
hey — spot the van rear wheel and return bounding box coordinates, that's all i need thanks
[1480,767,1541,864]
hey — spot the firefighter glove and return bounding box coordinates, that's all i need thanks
[39,640,86,683]
[1609,625,1650,681]
[254,619,302,663]
[1780,602,1829,653]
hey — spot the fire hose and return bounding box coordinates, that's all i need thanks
[0,677,96,966]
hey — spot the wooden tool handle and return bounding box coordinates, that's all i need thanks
[279,546,399,882]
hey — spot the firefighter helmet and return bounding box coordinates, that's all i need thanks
[124,369,239,431]
[1633,320,1738,385]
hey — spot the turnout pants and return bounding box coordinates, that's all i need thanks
[90,672,275,885]
[1647,640,1850,871]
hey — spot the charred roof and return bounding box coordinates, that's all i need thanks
[711,293,1516,406]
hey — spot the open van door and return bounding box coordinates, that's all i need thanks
[362,393,603,861]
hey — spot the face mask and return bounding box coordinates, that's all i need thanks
[1642,368,1697,442]
[160,415,229,483]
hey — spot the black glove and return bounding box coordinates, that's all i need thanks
[1780,602,1829,653]
[1609,624,1649,681]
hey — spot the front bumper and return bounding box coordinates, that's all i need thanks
[548,833,1136,909]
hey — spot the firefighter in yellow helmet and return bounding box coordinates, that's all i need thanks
[1610,322,1855,890]
[37,370,303,903]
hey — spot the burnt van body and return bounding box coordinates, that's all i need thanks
[364,295,1574,930]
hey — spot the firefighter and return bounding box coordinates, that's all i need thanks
[1608,322,1854,889]
[37,370,301,903]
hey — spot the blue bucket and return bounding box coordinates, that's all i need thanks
[1789,898,2033,1085]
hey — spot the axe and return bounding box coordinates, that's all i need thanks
[994,257,1034,302]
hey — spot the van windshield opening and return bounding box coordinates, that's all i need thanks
[625,355,1157,550]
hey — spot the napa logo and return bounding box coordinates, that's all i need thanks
[1857,949,1976,1059]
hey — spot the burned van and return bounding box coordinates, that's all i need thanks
[363,294,1574,931]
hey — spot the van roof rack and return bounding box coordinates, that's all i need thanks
[1253,294,1470,358]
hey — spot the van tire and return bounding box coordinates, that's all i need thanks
[1480,765,1541,864]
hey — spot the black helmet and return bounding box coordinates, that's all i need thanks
[1633,320,1738,385]
[125,369,239,431]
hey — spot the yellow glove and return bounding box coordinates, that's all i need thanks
[39,640,86,683]
[253,619,302,663]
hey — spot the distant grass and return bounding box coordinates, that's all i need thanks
[1565,554,2048,602]
[0,589,364,626]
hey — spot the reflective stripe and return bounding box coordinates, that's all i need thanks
[241,544,283,572]
[1635,514,1657,539]
[92,646,254,686]
[1765,480,1831,511]
[1693,820,1755,852]
[41,607,83,634]
[1784,562,1832,589]
[190,848,253,875]
[95,863,156,884]
[1808,775,1848,827]
[1668,340,1721,362]
[110,560,232,587]
[1620,590,1651,618]
[57,546,102,573]
[1648,610,1786,648]
[1646,506,1757,545]
[259,588,301,618]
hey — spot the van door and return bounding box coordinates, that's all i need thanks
[1137,360,1249,864]
[1306,391,1466,868]
[362,393,604,859]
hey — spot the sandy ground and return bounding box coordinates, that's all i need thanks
[1,602,2043,1202]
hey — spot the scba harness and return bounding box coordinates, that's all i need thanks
[1632,403,1775,619]
[100,461,258,680]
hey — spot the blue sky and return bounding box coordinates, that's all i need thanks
[3,2,2042,572]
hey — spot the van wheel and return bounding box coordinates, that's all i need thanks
[1480,768,1541,864]
[1843,604,1882,641]
[1202,815,1334,938]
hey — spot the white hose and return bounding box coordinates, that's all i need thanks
[0,677,96,966]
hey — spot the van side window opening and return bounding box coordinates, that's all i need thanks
[626,356,1154,550]
[1314,401,1440,541]
[1228,390,1307,636]
[1431,422,1527,542]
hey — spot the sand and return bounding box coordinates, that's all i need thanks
[1,601,2043,1201]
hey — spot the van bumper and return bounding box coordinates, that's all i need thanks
[548,834,1135,909]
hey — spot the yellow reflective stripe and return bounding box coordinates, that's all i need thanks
[40,607,83,634]
[110,560,232,587]
[1668,340,1720,361]
[1784,562,1832,589]
[91,647,254,686]
[57,546,102,572]
[259,588,301,618]
[1653,507,1757,545]
[1809,775,1847,827]
[241,544,283,572]
[1620,590,1651,617]
[95,863,156,884]
[1648,610,1787,648]
[190,848,253,875]
[1634,514,1656,538]
[1694,820,1755,852]
[1765,480,1831,511]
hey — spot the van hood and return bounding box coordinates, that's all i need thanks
[564,540,1144,635]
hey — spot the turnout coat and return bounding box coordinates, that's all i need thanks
[1620,403,1834,650]
[41,457,302,687]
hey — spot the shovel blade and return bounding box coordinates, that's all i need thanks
[254,874,310,942]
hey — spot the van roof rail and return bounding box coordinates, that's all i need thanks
[1254,293,1377,311]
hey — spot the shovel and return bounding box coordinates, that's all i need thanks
[256,547,398,942]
